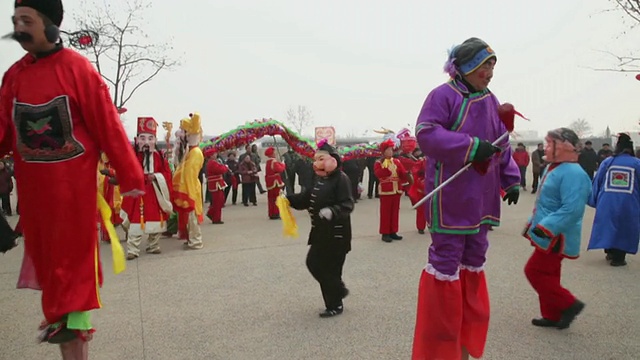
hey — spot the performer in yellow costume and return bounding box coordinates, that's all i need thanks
[172,113,205,250]
[97,153,123,242]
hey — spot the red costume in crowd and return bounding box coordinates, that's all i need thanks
[397,128,417,193]
[121,117,173,259]
[374,139,408,242]
[264,147,286,219]
[206,157,228,223]
[98,154,123,242]
[409,158,427,234]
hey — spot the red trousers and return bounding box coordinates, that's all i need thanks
[206,190,225,223]
[267,187,280,217]
[524,248,576,322]
[379,193,401,234]
[416,203,426,231]
[412,268,490,360]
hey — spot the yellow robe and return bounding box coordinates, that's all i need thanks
[173,146,205,222]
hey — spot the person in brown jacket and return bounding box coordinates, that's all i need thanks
[239,155,258,206]
[530,143,546,194]
[0,161,13,216]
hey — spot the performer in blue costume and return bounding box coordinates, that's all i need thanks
[587,133,640,267]
[522,128,591,330]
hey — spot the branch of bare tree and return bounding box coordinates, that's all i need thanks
[73,0,180,111]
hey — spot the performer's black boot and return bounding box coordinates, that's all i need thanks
[381,234,392,243]
[319,305,344,318]
[390,233,403,240]
[556,300,585,330]
[531,318,558,327]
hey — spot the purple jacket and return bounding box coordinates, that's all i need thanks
[415,80,520,234]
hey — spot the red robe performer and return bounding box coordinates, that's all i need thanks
[206,156,228,224]
[408,157,427,234]
[374,139,408,242]
[264,147,286,219]
[1,0,144,355]
[121,117,173,260]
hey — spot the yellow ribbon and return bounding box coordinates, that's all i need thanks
[97,193,126,274]
[276,194,298,238]
[381,158,392,169]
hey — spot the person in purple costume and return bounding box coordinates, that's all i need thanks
[411,37,521,360]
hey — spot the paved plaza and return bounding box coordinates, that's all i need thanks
[0,188,638,359]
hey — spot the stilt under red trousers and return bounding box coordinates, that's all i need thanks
[524,248,575,321]
[177,211,189,240]
[206,190,224,223]
[267,187,280,217]
[416,205,426,231]
[412,266,490,359]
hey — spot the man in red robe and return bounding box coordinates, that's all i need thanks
[264,147,286,220]
[121,117,173,260]
[206,155,228,224]
[374,139,409,242]
[1,0,144,357]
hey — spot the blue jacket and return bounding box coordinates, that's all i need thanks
[523,163,591,258]
[588,154,640,254]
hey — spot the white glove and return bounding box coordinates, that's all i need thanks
[319,207,333,220]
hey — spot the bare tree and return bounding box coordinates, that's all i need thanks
[73,0,179,112]
[568,119,593,138]
[286,105,313,135]
[591,1,640,72]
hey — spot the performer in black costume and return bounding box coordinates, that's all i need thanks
[287,140,354,318]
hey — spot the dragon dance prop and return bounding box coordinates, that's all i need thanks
[199,118,382,161]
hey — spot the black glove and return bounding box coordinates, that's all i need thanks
[502,188,519,205]
[108,177,119,185]
[473,140,501,162]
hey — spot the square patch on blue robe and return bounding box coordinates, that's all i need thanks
[605,165,635,194]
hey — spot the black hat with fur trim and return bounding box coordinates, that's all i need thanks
[615,133,634,155]
[15,0,64,27]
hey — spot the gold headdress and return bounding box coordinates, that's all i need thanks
[180,113,203,136]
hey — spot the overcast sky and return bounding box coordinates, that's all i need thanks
[1,0,639,139]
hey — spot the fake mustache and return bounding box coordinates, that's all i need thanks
[2,31,33,43]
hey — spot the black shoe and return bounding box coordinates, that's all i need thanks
[531,190,537,194]
[269,216,280,220]
[556,300,585,329]
[606,253,613,261]
[610,259,627,267]
[418,229,425,234]
[381,235,393,243]
[367,195,372,199]
[212,221,224,224]
[252,202,258,206]
[243,203,249,207]
[390,233,403,240]
[531,318,558,328]
[319,307,343,318]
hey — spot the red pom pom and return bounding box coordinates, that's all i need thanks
[636,73,640,81]
[78,35,93,46]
